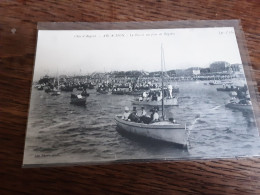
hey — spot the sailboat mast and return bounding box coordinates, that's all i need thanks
[161,44,165,120]
[57,68,59,90]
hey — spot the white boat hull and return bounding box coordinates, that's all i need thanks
[115,116,189,146]
[132,98,178,106]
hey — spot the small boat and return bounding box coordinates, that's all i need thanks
[125,90,145,96]
[97,89,109,94]
[225,99,252,111]
[77,86,84,91]
[210,80,233,86]
[85,83,95,89]
[50,75,61,96]
[112,88,146,96]
[70,94,86,106]
[111,86,130,95]
[60,85,74,92]
[81,90,90,97]
[112,90,125,95]
[37,85,44,90]
[132,97,178,106]
[115,116,189,146]
[209,80,222,85]
[50,88,61,96]
[132,87,179,106]
[217,86,237,92]
[44,87,52,93]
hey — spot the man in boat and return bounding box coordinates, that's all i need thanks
[151,92,157,101]
[157,91,162,102]
[139,106,147,116]
[128,107,140,122]
[139,107,151,124]
[167,84,173,98]
[122,106,130,120]
[138,95,143,101]
[152,108,160,122]
[142,91,147,101]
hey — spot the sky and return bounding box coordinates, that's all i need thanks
[33,27,242,81]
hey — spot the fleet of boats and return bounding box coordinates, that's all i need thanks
[34,75,252,147]
[34,45,252,148]
[34,71,252,148]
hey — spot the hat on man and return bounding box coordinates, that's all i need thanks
[133,106,137,112]
[125,106,129,111]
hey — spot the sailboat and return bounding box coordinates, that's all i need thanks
[115,45,189,147]
[51,77,61,96]
[131,46,178,107]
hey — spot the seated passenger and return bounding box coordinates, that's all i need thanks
[143,91,147,98]
[139,107,151,124]
[152,109,159,122]
[139,106,146,116]
[128,107,140,122]
[157,91,162,101]
[122,106,130,120]
[169,117,176,123]
[138,95,143,101]
[152,94,157,101]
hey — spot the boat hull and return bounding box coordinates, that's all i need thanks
[115,116,189,146]
[112,91,125,95]
[225,103,252,111]
[70,98,86,106]
[51,91,61,96]
[132,98,178,106]
[125,91,146,96]
[97,90,108,94]
[217,88,235,92]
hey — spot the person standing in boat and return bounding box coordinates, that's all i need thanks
[166,84,172,98]
[142,91,147,100]
[122,107,130,120]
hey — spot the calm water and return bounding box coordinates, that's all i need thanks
[23,81,260,165]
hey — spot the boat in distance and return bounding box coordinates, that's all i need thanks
[115,116,189,146]
[132,97,178,106]
[70,94,86,106]
[225,101,252,111]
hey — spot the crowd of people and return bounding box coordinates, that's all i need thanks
[121,106,160,124]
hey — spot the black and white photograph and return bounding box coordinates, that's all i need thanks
[23,26,260,166]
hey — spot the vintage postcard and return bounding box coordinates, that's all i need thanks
[23,23,260,166]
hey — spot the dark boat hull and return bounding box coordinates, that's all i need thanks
[225,102,252,111]
[70,99,86,106]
